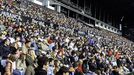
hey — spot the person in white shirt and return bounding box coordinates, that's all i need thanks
[47,58,54,75]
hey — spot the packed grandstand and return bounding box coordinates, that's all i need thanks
[0,0,134,75]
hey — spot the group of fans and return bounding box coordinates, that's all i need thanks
[0,0,134,75]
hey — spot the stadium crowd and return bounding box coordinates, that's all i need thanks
[0,0,134,75]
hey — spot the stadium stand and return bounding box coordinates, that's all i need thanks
[0,0,134,75]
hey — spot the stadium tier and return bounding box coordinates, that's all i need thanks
[0,0,134,75]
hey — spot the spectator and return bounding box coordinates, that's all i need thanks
[54,60,60,75]
[25,49,35,75]
[55,66,69,75]
[35,56,48,75]
[16,54,26,75]
[111,66,120,75]
[4,54,17,75]
[0,39,11,58]
[47,58,54,75]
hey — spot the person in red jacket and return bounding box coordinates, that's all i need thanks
[76,60,83,74]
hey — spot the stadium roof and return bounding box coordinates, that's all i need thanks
[98,0,134,28]
[96,0,134,41]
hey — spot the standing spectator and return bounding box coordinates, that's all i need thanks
[111,66,120,75]
[4,54,17,75]
[25,49,35,75]
[35,56,48,75]
[54,60,60,75]
[16,54,26,75]
[56,66,69,75]
[47,58,54,75]
[75,60,83,75]
[0,39,11,58]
